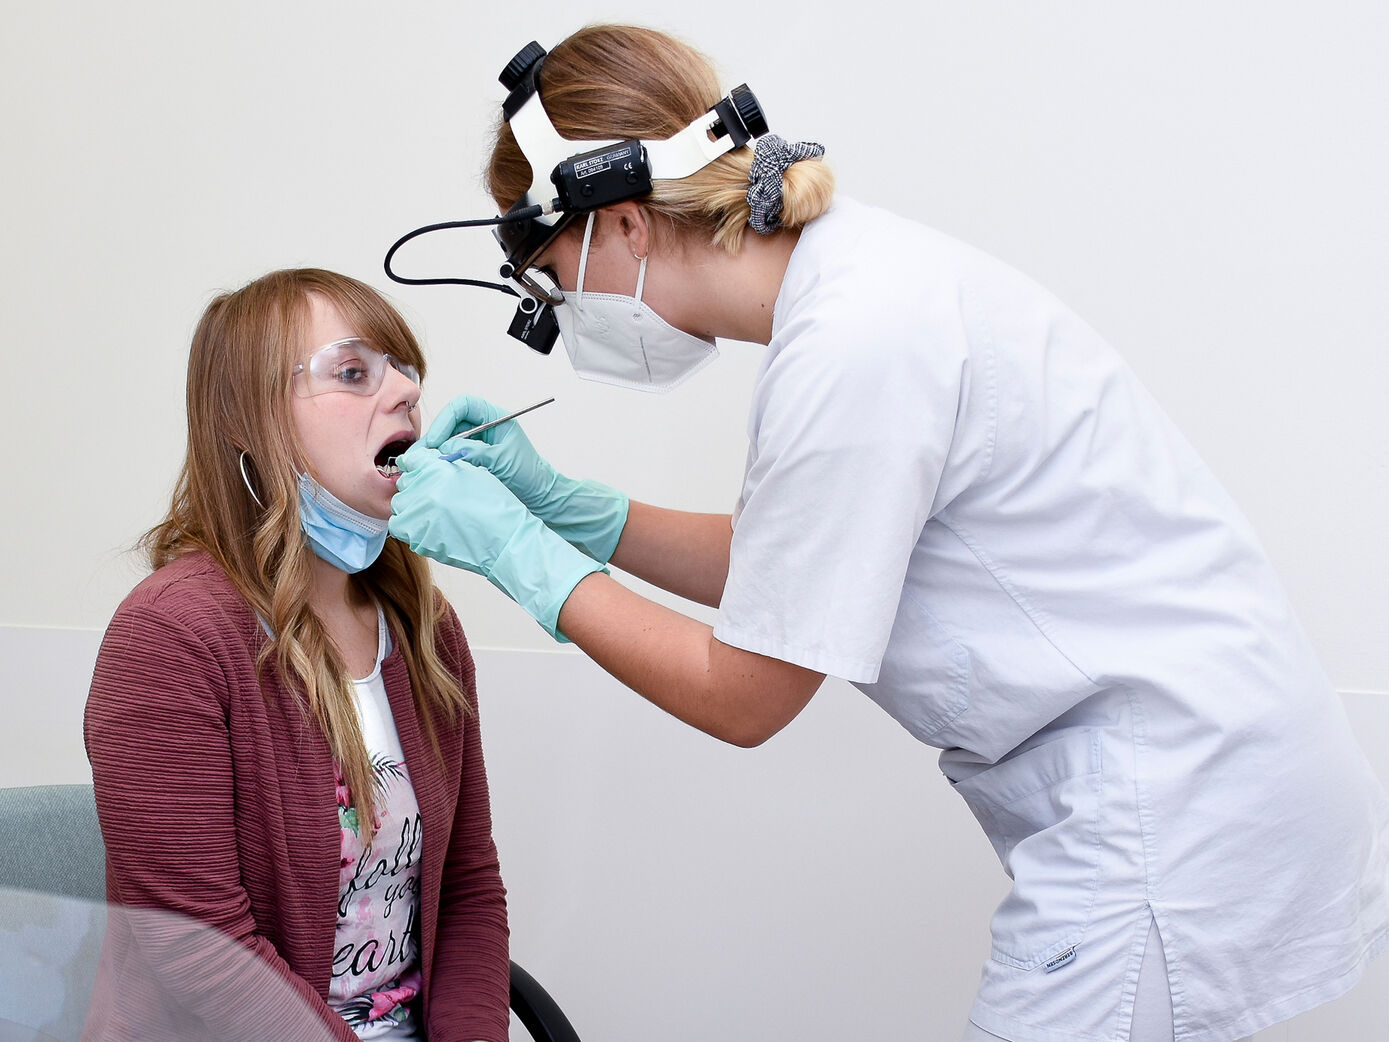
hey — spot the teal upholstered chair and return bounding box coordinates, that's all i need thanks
[0,784,580,1042]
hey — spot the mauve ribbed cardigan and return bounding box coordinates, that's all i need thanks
[82,552,509,1041]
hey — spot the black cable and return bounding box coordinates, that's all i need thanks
[382,206,544,292]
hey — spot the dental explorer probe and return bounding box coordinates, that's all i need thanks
[438,398,556,461]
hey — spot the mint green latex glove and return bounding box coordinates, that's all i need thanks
[389,455,603,642]
[419,394,630,564]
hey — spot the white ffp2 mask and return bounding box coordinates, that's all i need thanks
[552,214,718,393]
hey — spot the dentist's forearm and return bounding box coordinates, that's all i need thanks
[557,572,824,747]
[608,502,732,608]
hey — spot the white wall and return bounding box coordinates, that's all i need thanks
[3,1,1387,1039]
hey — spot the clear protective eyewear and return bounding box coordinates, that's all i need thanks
[292,338,421,398]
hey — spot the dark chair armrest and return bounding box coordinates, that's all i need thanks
[510,959,582,1042]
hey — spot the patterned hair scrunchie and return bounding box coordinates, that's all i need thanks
[746,133,826,235]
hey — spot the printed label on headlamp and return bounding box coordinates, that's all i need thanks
[554,140,653,212]
[573,145,634,179]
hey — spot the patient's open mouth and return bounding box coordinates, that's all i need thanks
[375,439,414,478]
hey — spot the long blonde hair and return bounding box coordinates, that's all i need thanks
[485,24,835,253]
[144,268,468,838]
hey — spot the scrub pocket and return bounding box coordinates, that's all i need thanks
[949,728,1103,970]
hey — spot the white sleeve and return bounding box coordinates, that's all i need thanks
[714,296,970,682]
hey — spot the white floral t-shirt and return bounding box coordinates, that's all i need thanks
[328,609,423,1038]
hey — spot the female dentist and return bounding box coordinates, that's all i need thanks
[389,24,1389,1042]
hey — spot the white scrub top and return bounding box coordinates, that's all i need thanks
[714,197,1389,1042]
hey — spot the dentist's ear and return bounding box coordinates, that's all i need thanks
[603,201,651,263]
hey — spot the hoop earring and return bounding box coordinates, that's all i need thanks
[238,451,265,509]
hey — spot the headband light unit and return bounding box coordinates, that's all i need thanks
[383,40,770,356]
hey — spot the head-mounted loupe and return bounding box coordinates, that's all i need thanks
[384,39,769,356]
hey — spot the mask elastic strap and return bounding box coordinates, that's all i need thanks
[575,213,596,299]
[634,254,648,304]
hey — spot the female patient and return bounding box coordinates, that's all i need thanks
[84,268,509,1040]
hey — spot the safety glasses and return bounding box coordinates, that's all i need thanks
[292,338,420,398]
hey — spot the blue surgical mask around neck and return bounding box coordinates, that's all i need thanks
[296,472,389,574]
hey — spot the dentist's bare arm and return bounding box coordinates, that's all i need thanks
[557,573,825,748]
[608,501,733,608]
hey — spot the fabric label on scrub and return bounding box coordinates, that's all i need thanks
[1043,946,1077,973]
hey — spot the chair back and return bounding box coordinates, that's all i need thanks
[0,784,108,1041]
[0,784,581,1041]
[0,784,107,901]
